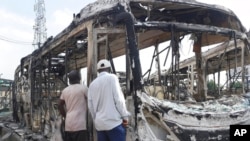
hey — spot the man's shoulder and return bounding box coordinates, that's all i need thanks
[105,73,117,78]
[63,84,83,90]
[60,86,69,99]
[89,78,98,88]
[62,86,70,92]
[73,84,88,90]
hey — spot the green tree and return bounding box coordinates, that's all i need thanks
[230,81,242,88]
[207,80,218,90]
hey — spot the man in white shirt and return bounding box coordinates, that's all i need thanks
[59,70,88,141]
[88,59,130,141]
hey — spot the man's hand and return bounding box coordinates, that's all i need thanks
[122,119,128,128]
[58,99,66,118]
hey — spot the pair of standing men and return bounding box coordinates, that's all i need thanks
[59,59,130,141]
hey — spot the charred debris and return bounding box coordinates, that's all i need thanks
[0,0,250,141]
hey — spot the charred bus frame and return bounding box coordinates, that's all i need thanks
[12,0,250,140]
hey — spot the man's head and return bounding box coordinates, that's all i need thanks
[97,59,111,73]
[68,70,81,84]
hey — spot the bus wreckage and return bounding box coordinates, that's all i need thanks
[2,0,250,140]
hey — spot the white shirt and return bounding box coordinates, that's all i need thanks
[88,72,130,131]
[60,84,88,131]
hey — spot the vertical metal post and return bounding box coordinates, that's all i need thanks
[156,43,162,85]
[241,43,245,93]
[86,21,97,141]
[126,40,131,96]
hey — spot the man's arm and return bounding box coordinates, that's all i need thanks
[58,99,66,118]
[111,75,130,120]
[87,88,95,119]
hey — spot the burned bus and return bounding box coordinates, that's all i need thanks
[11,0,250,140]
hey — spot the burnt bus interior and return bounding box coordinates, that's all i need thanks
[0,78,12,112]
[11,0,250,140]
[145,36,250,101]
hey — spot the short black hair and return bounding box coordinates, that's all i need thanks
[68,70,81,84]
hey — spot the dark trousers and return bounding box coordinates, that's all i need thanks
[65,130,88,141]
[97,124,126,141]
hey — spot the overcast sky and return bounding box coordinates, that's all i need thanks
[0,0,249,80]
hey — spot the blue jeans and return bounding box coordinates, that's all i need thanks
[97,124,126,141]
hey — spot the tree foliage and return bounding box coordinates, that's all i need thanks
[230,81,242,88]
[207,80,218,90]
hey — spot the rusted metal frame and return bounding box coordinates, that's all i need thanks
[193,32,206,101]
[97,35,108,43]
[93,28,125,77]
[243,38,250,54]
[220,55,233,93]
[29,57,35,129]
[217,41,230,69]
[178,41,244,72]
[136,21,246,99]
[246,76,250,92]
[100,35,108,60]
[64,37,70,85]
[117,12,143,91]
[73,48,78,70]
[94,28,125,74]
[38,58,47,132]
[86,22,121,86]
[170,24,180,100]
[163,46,171,98]
[187,64,195,95]
[115,12,142,131]
[228,31,246,93]
[210,71,215,94]
[134,21,245,39]
[217,64,221,96]
[126,40,131,96]
[232,32,238,84]
[153,45,171,88]
[221,42,246,94]
[241,42,245,93]
[153,45,170,58]
[42,59,48,102]
[229,70,242,91]
[93,28,124,34]
[39,22,89,59]
[170,27,175,99]
[107,38,117,74]
[215,41,230,95]
[143,43,167,83]
[155,43,162,86]
[163,45,171,66]
[87,22,94,86]
[228,54,232,91]
[12,78,19,122]
[162,46,171,98]
[176,30,180,101]
[92,27,133,95]
[97,34,108,67]
[47,53,53,120]
[143,44,169,85]
[34,60,42,100]
[86,21,98,141]
[32,57,43,131]
[145,47,156,82]
[96,34,117,74]
[204,58,209,96]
